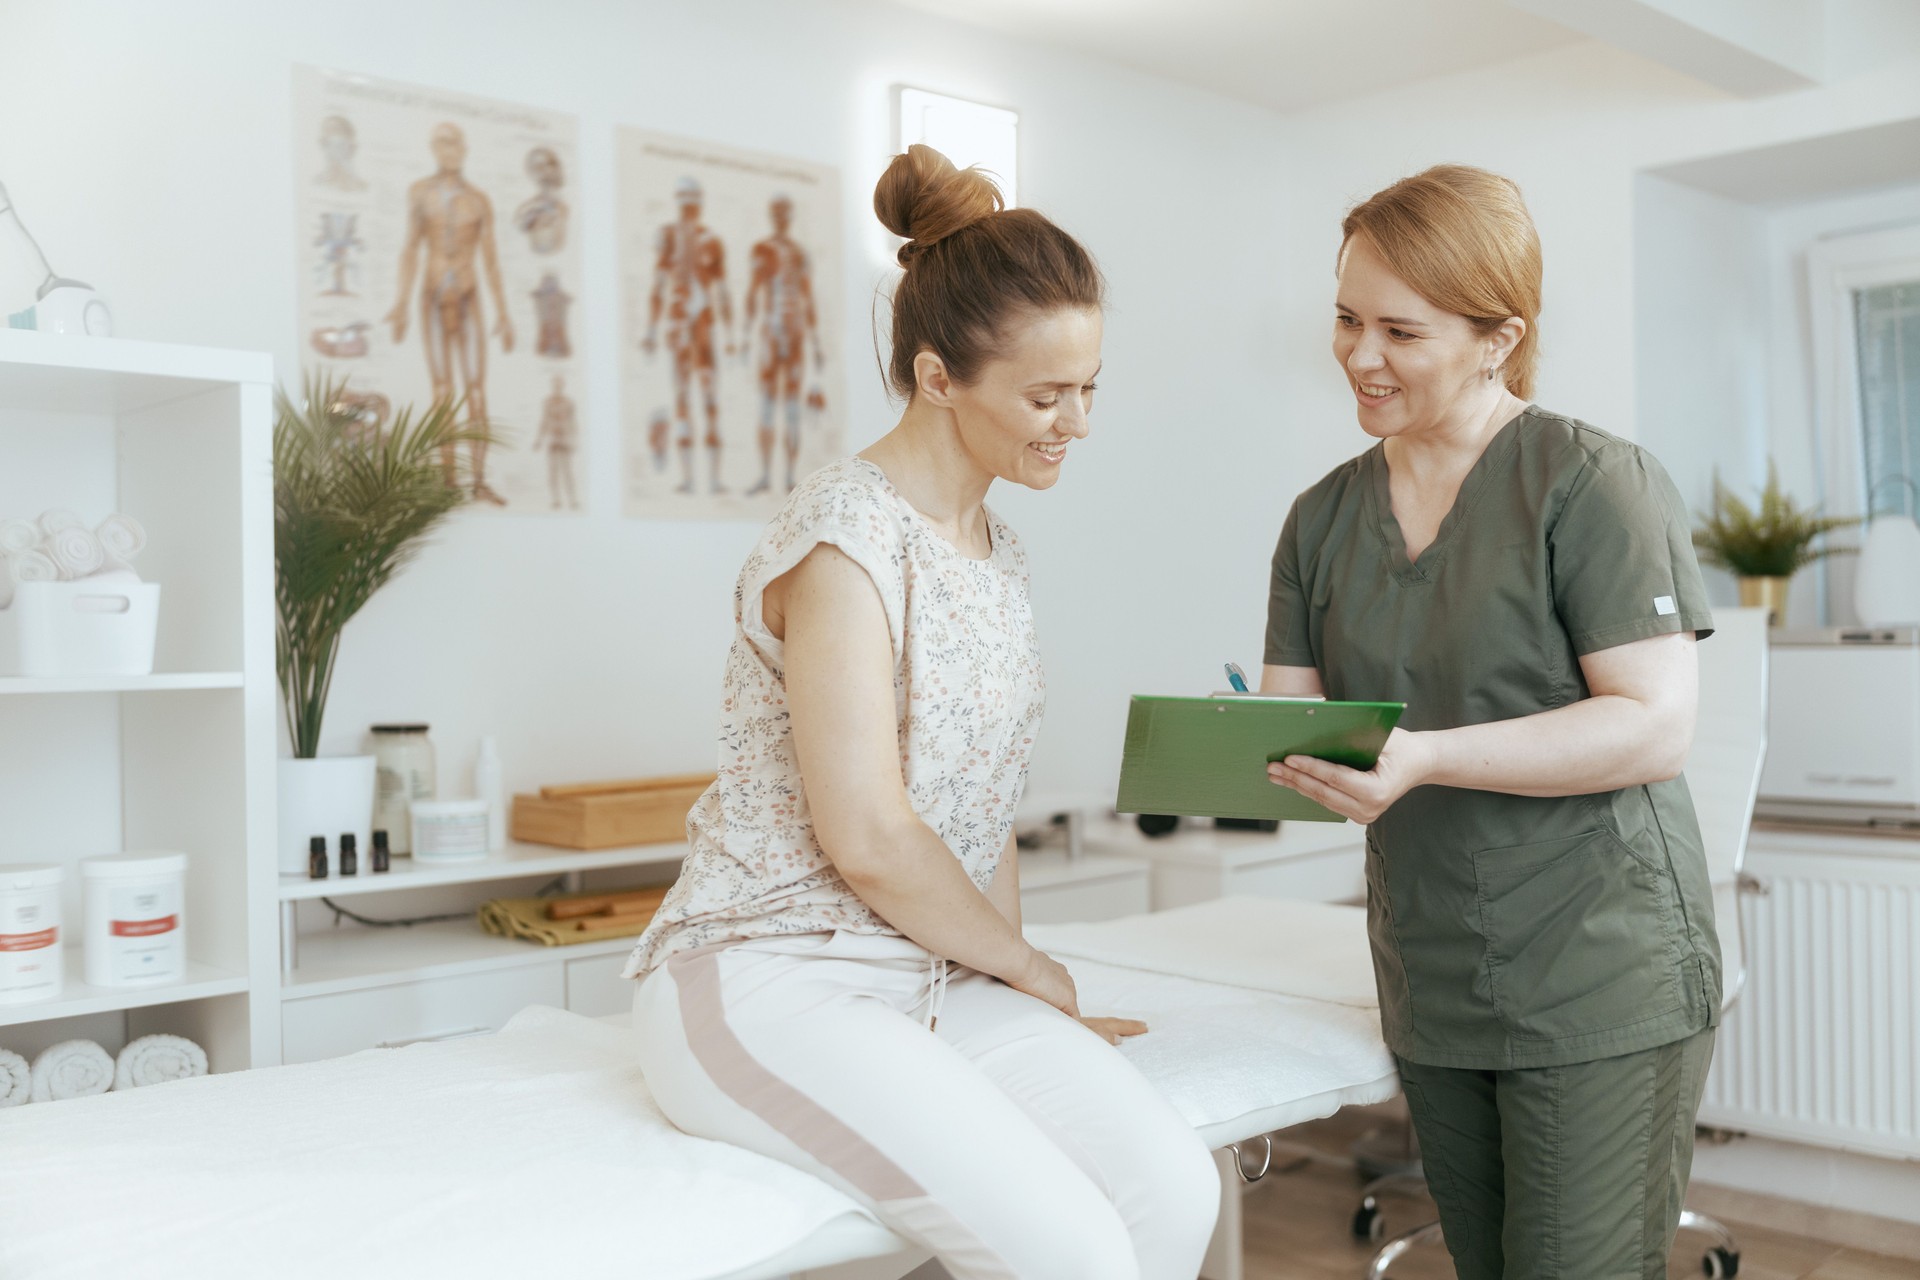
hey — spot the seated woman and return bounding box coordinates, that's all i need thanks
[624,145,1220,1280]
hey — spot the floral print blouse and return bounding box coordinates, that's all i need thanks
[623,457,1046,979]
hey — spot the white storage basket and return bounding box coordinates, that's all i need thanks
[0,581,161,677]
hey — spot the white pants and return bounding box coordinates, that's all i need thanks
[632,930,1219,1280]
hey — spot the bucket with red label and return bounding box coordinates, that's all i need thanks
[0,863,62,1004]
[81,852,186,987]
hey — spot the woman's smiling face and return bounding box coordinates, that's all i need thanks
[1332,234,1514,441]
[943,305,1103,491]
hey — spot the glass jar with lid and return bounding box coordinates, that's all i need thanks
[370,724,436,855]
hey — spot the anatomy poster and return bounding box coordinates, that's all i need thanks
[617,128,843,519]
[294,66,586,515]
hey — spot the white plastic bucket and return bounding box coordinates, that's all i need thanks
[0,863,63,1005]
[81,852,187,987]
[411,799,490,863]
[0,581,161,677]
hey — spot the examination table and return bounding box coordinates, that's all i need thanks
[0,896,1394,1280]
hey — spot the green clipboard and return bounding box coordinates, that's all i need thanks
[1115,694,1406,823]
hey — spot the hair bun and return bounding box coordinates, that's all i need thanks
[873,143,1004,268]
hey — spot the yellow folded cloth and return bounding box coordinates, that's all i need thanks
[477,886,669,947]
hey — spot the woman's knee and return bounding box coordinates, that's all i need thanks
[1153,1135,1225,1269]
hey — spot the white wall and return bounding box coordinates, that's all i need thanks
[1633,173,1771,525]
[0,0,1295,804]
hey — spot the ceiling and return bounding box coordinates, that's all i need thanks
[880,0,1587,115]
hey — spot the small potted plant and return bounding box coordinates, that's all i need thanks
[274,374,490,875]
[1692,463,1856,626]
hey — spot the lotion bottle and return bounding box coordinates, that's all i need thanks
[474,736,506,852]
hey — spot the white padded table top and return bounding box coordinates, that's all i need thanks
[0,900,1395,1280]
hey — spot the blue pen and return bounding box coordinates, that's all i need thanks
[1224,662,1249,693]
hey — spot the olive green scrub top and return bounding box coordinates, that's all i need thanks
[1266,406,1722,1070]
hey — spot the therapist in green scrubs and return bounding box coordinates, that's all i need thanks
[1263,165,1721,1280]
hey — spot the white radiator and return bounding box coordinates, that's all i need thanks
[1699,829,1920,1161]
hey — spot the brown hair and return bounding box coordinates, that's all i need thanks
[873,144,1104,400]
[1340,164,1542,399]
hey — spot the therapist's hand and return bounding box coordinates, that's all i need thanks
[1268,727,1437,824]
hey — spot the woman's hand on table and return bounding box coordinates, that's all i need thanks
[1079,1016,1149,1045]
[1268,727,1437,824]
[1005,946,1082,1019]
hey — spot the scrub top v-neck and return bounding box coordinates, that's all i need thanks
[1265,405,1722,1070]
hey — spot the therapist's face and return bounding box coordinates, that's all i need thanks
[922,305,1103,492]
[1332,235,1499,440]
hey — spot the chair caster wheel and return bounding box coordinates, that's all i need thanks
[1352,1196,1386,1244]
[1703,1245,1740,1278]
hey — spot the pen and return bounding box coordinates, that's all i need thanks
[1224,662,1249,693]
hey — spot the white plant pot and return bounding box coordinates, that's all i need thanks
[276,755,376,877]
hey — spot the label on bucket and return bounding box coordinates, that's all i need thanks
[0,927,57,951]
[110,915,178,937]
[97,882,184,984]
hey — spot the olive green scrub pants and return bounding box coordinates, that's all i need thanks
[1395,1029,1716,1280]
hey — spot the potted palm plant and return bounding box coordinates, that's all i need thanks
[1692,464,1856,626]
[274,374,489,875]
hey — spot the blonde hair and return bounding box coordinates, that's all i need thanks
[1340,164,1542,400]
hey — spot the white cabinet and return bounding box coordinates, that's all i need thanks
[1083,818,1366,910]
[282,965,563,1064]
[1019,851,1152,924]
[565,951,638,1020]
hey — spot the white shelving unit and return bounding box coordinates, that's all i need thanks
[0,330,275,1070]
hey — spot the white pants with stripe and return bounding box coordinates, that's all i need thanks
[632,929,1220,1280]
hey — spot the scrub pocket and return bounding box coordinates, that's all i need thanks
[1472,829,1682,1042]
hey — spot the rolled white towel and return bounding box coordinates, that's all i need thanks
[35,509,83,539]
[0,1048,29,1107]
[9,548,59,584]
[0,554,13,609]
[29,1039,114,1102]
[113,1034,208,1090]
[0,519,37,556]
[95,513,148,563]
[45,526,104,580]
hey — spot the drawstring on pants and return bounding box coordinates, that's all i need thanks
[921,955,950,1031]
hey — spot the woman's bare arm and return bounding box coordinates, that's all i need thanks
[772,544,1077,1013]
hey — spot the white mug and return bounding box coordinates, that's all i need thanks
[35,284,112,336]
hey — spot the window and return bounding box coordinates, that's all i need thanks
[1855,278,1920,518]
[1809,226,1920,521]
[892,87,1019,208]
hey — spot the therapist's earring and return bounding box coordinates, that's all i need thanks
[1486,366,1498,382]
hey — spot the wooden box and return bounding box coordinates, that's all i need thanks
[510,773,714,849]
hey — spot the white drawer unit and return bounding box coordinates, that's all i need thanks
[1084,818,1366,910]
[281,964,563,1064]
[1018,852,1152,924]
[565,950,639,1020]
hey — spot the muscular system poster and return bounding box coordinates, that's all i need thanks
[294,66,586,514]
[617,128,844,519]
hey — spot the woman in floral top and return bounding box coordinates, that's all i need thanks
[626,146,1218,1280]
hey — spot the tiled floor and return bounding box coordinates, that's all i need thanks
[1244,1103,1920,1280]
